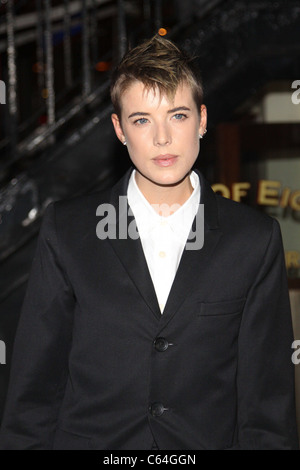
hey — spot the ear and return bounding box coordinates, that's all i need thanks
[111,113,126,144]
[198,104,207,136]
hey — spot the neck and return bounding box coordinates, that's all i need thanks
[134,172,193,216]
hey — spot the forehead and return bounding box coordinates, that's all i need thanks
[120,80,195,111]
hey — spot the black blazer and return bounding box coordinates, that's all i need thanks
[0,169,298,450]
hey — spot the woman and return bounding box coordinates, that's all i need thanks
[0,35,298,450]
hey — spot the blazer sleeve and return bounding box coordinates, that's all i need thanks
[0,202,75,449]
[237,218,299,449]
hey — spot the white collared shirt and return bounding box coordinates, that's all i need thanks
[127,170,200,313]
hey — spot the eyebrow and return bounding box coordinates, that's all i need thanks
[128,106,191,119]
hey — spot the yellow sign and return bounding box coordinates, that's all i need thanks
[286,251,300,272]
[212,180,300,210]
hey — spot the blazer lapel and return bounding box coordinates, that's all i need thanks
[106,169,161,319]
[158,172,223,329]
[105,168,222,325]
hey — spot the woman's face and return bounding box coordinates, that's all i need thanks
[111,80,207,197]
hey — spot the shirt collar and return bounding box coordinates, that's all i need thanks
[127,169,201,242]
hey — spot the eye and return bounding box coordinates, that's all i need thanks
[173,113,187,120]
[134,117,149,125]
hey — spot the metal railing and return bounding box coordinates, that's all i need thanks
[1,1,116,173]
[0,0,182,182]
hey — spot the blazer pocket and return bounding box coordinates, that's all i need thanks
[198,298,246,316]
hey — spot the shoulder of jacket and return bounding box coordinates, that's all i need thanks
[215,193,275,236]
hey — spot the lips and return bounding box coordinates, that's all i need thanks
[152,154,178,167]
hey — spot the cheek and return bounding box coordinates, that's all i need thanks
[179,122,200,141]
[187,129,200,151]
[127,139,146,156]
[125,139,147,165]
[188,138,200,162]
[126,127,149,147]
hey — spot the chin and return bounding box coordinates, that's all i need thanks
[152,173,189,187]
[136,166,191,189]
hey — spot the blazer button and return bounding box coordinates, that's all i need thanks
[149,402,166,417]
[154,337,169,352]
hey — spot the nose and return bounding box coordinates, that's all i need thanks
[153,123,171,146]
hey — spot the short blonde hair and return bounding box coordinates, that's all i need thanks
[110,35,203,118]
